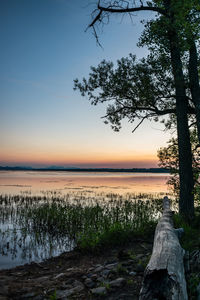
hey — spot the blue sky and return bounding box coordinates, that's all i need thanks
[0,0,171,168]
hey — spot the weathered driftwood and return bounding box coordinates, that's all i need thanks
[139,196,188,300]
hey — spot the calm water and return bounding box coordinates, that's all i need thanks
[0,171,170,270]
[0,170,169,195]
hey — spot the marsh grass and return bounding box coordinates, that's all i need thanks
[0,191,164,255]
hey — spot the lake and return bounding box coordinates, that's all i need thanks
[0,170,169,195]
[0,171,170,269]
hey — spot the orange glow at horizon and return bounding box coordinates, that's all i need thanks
[0,149,158,168]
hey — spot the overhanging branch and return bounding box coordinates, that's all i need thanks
[97,4,167,16]
[88,2,168,29]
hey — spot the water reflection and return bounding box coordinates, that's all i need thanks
[0,170,169,195]
[0,171,170,270]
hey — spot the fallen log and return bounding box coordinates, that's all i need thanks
[139,196,188,300]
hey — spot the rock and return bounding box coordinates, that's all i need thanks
[129,271,137,276]
[108,270,117,280]
[54,273,66,279]
[105,259,117,265]
[73,280,84,289]
[91,274,98,280]
[109,277,126,288]
[105,263,118,270]
[66,267,78,272]
[94,266,104,273]
[84,278,95,288]
[56,280,84,299]
[35,276,49,282]
[91,287,107,296]
[72,284,85,293]
[56,289,74,299]
[101,269,110,277]
[121,260,134,266]
[20,292,36,298]
[97,276,104,282]
[136,254,144,259]
[60,283,73,290]
[65,278,74,285]
[56,286,84,299]
[95,264,102,267]
[88,267,94,272]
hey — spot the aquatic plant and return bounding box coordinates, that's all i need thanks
[0,191,164,255]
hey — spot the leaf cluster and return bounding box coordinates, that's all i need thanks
[158,128,200,197]
[74,53,176,132]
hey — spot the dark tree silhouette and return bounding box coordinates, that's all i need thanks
[76,0,200,219]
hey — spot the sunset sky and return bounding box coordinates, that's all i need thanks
[0,0,172,168]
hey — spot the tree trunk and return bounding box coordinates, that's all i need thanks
[168,23,194,220]
[139,196,188,300]
[188,39,200,144]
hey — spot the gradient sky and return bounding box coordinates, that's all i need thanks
[0,0,172,168]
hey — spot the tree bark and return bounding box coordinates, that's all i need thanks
[188,39,200,144]
[139,196,188,300]
[167,15,194,219]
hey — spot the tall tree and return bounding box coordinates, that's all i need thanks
[189,40,200,144]
[74,53,196,219]
[85,0,200,219]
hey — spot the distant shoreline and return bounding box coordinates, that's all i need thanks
[0,166,170,173]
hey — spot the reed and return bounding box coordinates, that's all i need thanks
[0,191,165,253]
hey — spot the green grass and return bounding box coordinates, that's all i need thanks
[173,210,200,251]
[0,192,164,253]
[26,197,162,251]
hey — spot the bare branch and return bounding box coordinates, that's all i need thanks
[97,4,167,15]
[87,2,168,31]
[132,114,151,133]
[87,10,103,29]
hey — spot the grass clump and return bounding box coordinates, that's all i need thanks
[25,197,161,252]
[0,192,163,254]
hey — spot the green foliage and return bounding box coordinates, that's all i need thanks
[116,263,127,274]
[173,211,200,250]
[158,128,200,200]
[187,273,200,300]
[49,290,57,300]
[74,52,178,132]
[127,279,134,286]
[99,281,110,290]
[139,0,200,53]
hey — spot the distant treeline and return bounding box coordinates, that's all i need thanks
[0,166,170,173]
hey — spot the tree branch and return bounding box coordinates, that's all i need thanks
[132,114,152,133]
[88,2,168,29]
[97,4,167,16]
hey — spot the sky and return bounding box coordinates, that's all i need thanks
[0,0,172,168]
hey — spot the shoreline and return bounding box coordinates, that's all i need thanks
[0,167,170,173]
[0,239,153,299]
